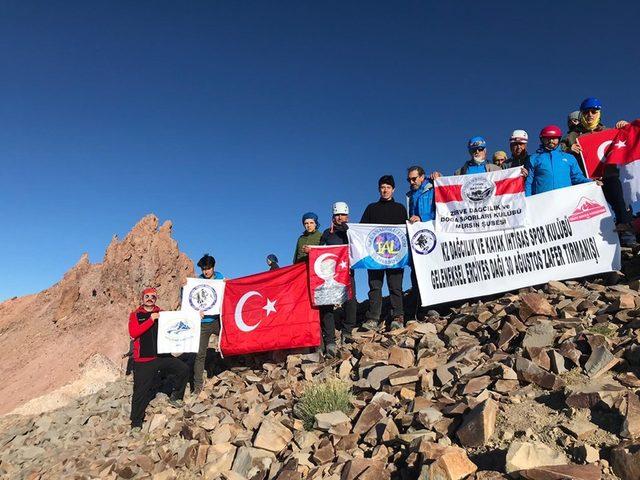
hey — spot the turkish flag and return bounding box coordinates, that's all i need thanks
[219,262,320,356]
[604,120,640,166]
[308,245,353,306]
[576,128,617,178]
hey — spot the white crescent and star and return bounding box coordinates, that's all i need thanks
[234,291,277,332]
[597,140,613,162]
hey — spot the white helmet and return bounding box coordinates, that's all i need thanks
[332,201,349,215]
[510,129,528,144]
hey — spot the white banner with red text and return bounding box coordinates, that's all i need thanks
[434,167,526,233]
[409,183,620,306]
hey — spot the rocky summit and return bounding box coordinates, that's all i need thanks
[2,231,640,479]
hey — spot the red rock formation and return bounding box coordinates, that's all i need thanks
[0,215,193,414]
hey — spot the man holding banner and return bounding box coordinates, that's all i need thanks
[357,175,408,331]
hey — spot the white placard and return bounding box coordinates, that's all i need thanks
[157,311,201,354]
[180,278,225,315]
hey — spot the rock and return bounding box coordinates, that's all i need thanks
[584,346,619,378]
[456,399,498,448]
[462,375,492,394]
[519,294,556,320]
[312,439,335,465]
[314,411,351,432]
[231,447,276,478]
[388,346,415,368]
[366,366,400,390]
[560,420,597,440]
[519,464,601,480]
[611,443,640,480]
[148,413,168,432]
[576,444,599,464]
[340,458,390,480]
[522,321,556,349]
[505,441,568,474]
[353,404,385,435]
[515,356,565,390]
[416,407,443,429]
[361,343,390,362]
[621,392,640,439]
[253,419,293,453]
[205,443,237,472]
[388,367,420,386]
[565,380,627,408]
[428,447,478,480]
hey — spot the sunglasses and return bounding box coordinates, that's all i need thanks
[470,147,486,153]
[143,294,157,300]
[407,176,420,182]
[583,109,599,115]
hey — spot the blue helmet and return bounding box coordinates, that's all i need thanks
[580,97,602,111]
[467,136,487,151]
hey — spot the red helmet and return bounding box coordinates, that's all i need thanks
[540,125,563,138]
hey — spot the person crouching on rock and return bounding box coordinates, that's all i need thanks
[128,287,189,431]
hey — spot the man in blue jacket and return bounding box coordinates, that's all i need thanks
[525,125,591,196]
[455,136,502,175]
[405,166,435,322]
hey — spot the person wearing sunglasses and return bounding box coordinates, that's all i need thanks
[405,165,435,322]
[504,130,530,170]
[455,136,502,175]
[128,287,189,431]
[525,125,591,197]
[561,97,636,247]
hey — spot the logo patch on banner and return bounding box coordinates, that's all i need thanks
[462,177,495,203]
[347,224,410,269]
[368,227,408,266]
[411,229,437,255]
[188,284,218,311]
[569,197,607,222]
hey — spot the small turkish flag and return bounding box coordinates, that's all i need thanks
[576,129,618,178]
[219,262,320,357]
[604,120,640,166]
[308,245,353,306]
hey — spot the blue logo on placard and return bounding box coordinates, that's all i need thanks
[366,227,408,266]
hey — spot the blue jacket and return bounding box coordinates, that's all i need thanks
[406,180,435,221]
[199,272,224,324]
[454,161,501,176]
[525,146,591,196]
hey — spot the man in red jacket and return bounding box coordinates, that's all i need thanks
[128,287,189,430]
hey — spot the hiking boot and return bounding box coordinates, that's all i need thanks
[619,230,639,248]
[130,426,142,435]
[192,386,203,397]
[341,331,355,344]
[389,315,405,331]
[324,343,338,358]
[361,319,381,331]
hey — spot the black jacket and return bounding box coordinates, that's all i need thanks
[320,224,349,245]
[360,198,407,225]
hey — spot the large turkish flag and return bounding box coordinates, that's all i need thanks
[219,262,320,356]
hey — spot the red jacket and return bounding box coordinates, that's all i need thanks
[128,305,161,363]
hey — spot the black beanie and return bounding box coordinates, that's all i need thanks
[378,175,395,188]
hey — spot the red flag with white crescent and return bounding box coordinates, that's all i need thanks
[576,128,618,178]
[308,245,353,306]
[219,263,320,357]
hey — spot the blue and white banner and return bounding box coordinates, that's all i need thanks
[346,223,409,269]
[181,278,225,315]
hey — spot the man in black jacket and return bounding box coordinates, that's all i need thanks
[318,201,357,356]
[360,175,408,331]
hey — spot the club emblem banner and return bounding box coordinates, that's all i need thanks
[157,311,201,354]
[409,183,620,306]
[308,245,352,306]
[434,167,526,233]
[347,223,409,269]
[181,278,225,315]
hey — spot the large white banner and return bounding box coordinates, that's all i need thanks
[435,167,526,233]
[157,311,201,354]
[181,278,225,315]
[347,223,409,269]
[409,183,620,306]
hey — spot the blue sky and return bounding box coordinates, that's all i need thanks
[1,1,639,301]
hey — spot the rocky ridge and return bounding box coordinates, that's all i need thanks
[0,214,193,415]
